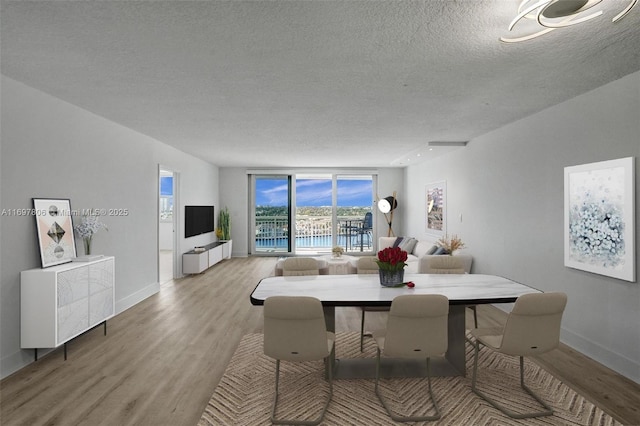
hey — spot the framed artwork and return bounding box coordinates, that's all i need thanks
[426,181,446,236]
[33,198,77,267]
[564,157,636,282]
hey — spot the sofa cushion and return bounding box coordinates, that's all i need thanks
[379,237,398,251]
[412,241,430,257]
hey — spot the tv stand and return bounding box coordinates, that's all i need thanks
[183,240,232,274]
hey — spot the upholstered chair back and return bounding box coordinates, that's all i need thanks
[281,257,319,276]
[380,294,449,359]
[356,256,379,274]
[263,296,334,361]
[498,292,567,356]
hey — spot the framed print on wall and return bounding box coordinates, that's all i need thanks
[426,181,446,236]
[33,198,77,267]
[564,157,636,282]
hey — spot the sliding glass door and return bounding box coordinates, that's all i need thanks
[336,175,374,253]
[295,174,333,254]
[251,172,375,256]
[253,175,292,254]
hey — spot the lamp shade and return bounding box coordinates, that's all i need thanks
[377,196,398,214]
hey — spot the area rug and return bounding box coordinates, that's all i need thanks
[198,332,620,425]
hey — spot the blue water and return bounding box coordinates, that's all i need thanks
[256,234,370,249]
[256,235,334,248]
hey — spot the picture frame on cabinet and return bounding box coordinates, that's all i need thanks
[564,157,636,282]
[33,198,77,268]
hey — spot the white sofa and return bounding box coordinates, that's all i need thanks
[378,236,473,274]
[273,237,473,276]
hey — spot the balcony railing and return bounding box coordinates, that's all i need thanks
[255,215,373,253]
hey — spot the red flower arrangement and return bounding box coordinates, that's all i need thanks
[375,246,408,272]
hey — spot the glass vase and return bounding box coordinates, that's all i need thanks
[83,236,92,256]
[379,269,404,287]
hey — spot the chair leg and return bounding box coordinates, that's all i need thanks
[472,342,554,419]
[360,310,366,351]
[271,359,333,426]
[375,350,441,422]
[465,306,478,345]
[471,305,478,328]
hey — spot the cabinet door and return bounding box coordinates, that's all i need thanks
[222,241,231,259]
[89,258,115,326]
[209,245,223,266]
[57,267,90,343]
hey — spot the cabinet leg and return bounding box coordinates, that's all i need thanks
[104,320,107,336]
[64,342,67,361]
[34,348,38,362]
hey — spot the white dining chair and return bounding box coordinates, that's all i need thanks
[421,255,478,328]
[355,256,388,351]
[471,292,567,419]
[263,296,335,425]
[373,294,449,422]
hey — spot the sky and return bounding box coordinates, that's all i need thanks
[256,178,373,207]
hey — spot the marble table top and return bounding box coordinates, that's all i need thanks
[250,273,540,306]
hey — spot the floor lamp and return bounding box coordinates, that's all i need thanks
[377,192,397,237]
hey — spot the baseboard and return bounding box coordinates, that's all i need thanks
[115,281,160,314]
[491,303,639,385]
[1,348,45,380]
[1,281,160,380]
[561,328,640,385]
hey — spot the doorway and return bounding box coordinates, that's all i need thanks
[159,167,178,284]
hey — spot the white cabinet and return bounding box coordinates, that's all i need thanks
[21,257,115,353]
[183,240,232,274]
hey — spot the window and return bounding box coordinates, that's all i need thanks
[251,172,375,255]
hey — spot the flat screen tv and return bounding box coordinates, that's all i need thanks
[185,205,215,238]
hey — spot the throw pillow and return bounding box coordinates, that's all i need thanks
[398,237,418,254]
[392,237,404,248]
[433,247,450,255]
[425,245,438,255]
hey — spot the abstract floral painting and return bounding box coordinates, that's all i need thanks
[33,198,77,267]
[426,181,446,236]
[564,157,636,282]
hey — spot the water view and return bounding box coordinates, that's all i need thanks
[255,176,374,254]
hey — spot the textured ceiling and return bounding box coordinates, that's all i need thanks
[2,1,639,168]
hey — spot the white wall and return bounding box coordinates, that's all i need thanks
[219,168,248,256]
[219,167,404,256]
[404,71,640,383]
[0,76,219,378]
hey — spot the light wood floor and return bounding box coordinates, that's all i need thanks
[1,257,639,425]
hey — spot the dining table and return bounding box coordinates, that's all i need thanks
[250,273,541,379]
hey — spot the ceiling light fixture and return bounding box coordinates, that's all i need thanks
[500,0,637,43]
[427,141,468,147]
